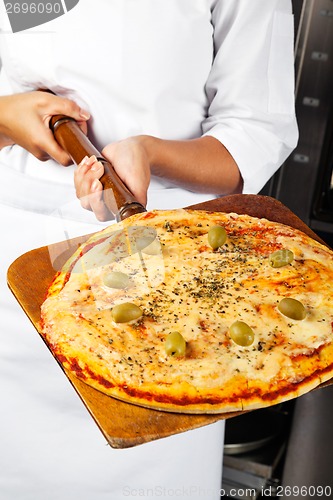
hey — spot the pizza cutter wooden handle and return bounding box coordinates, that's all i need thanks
[49,115,146,221]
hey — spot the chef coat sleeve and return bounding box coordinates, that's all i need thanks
[202,0,298,194]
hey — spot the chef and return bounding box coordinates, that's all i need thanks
[0,1,298,499]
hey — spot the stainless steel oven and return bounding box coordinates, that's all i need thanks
[261,0,333,246]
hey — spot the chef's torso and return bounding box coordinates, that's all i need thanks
[0,0,298,211]
[0,0,217,209]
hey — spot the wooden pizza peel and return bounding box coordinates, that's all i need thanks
[6,116,332,448]
[7,194,332,448]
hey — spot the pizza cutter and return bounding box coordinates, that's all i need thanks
[49,114,146,221]
[49,113,161,278]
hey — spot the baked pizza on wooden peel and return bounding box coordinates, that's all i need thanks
[40,207,333,414]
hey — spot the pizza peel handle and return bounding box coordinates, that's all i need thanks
[49,115,146,221]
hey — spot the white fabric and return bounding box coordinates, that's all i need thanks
[0,0,298,196]
[0,1,298,499]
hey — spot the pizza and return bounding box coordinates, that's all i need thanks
[40,209,333,414]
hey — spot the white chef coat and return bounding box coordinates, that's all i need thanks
[0,1,298,499]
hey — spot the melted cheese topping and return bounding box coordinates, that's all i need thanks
[41,210,333,412]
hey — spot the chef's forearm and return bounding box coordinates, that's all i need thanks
[142,135,243,195]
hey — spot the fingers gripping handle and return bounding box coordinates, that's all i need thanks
[49,115,146,221]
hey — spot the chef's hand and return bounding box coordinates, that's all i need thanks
[74,134,242,221]
[74,137,150,221]
[0,91,90,165]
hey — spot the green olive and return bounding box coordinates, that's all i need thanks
[103,271,130,289]
[111,303,143,323]
[165,331,186,357]
[208,225,227,250]
[278,298,306,320]
[269,249,294,268]
[229,321,255,347]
